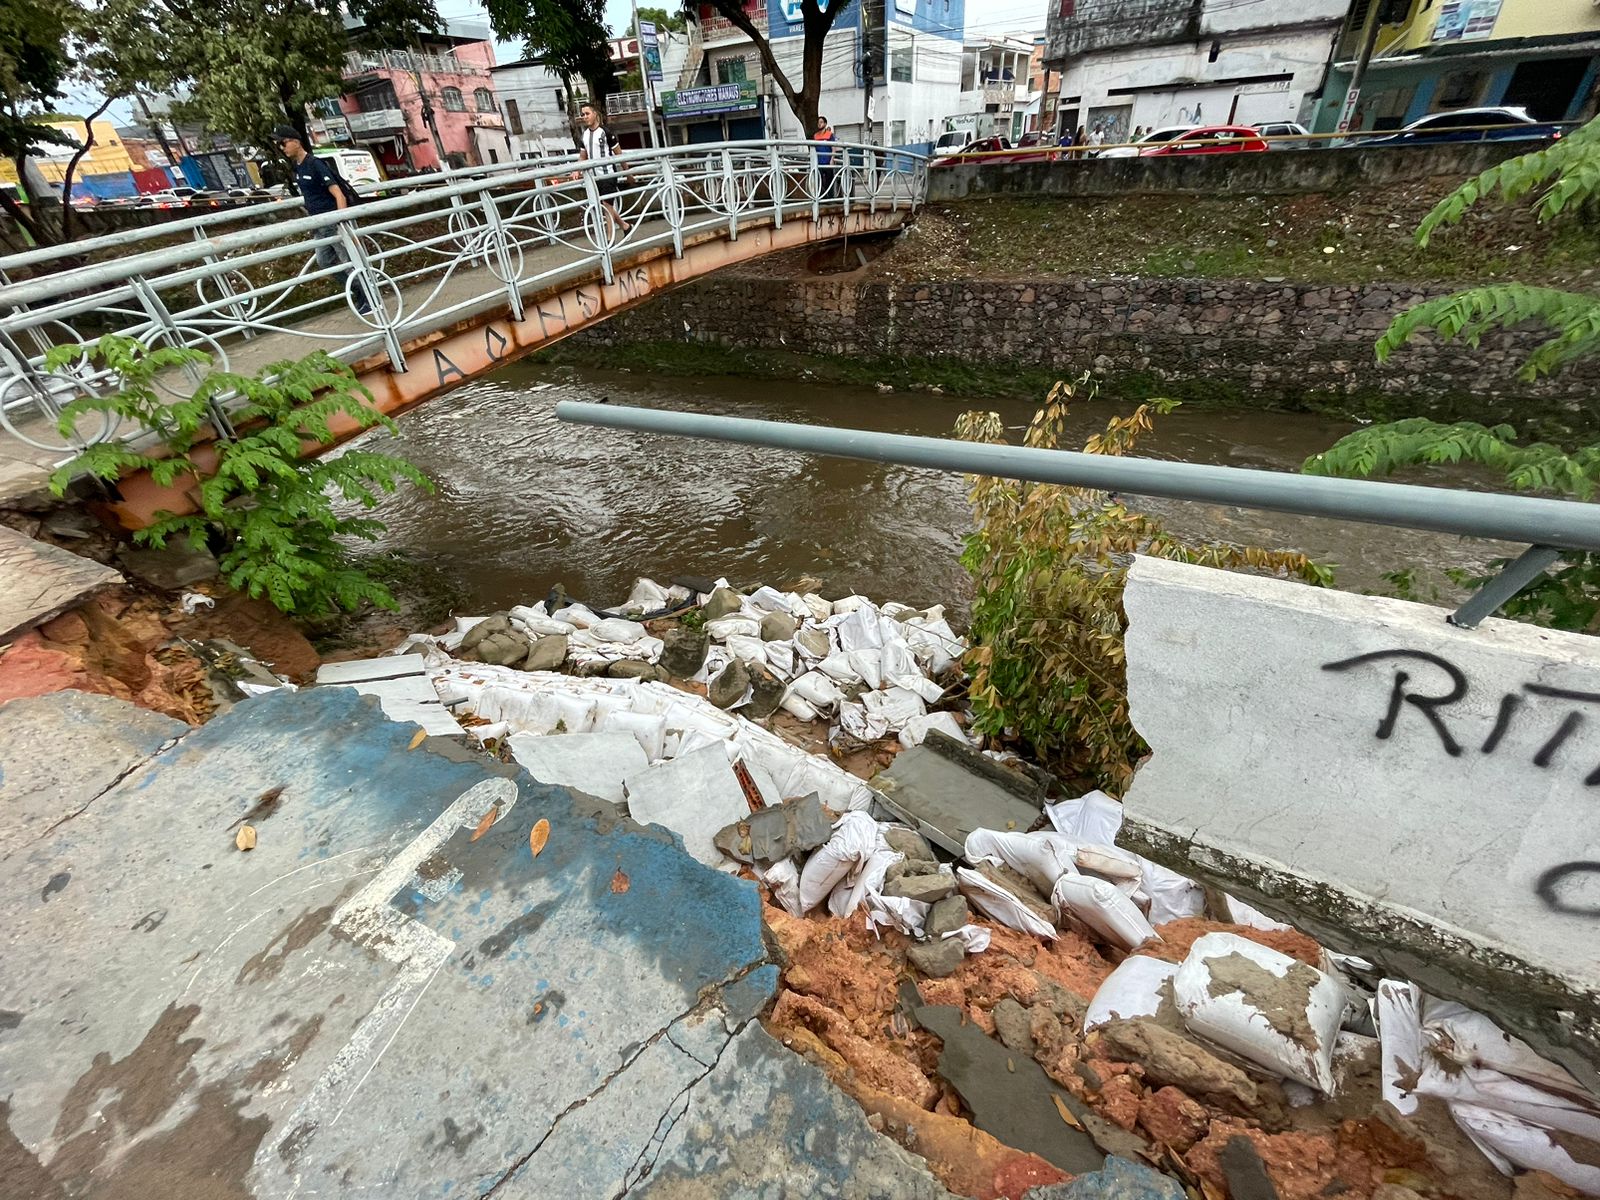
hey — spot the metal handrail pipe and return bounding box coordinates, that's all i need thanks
[554,402,1600,553]
[0,139,911,312]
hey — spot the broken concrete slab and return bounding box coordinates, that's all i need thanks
[873,738,1043,856]
[625,743,751,868]
[915,1004,1105,1175]
[0,687,946,1198]
[116,541,217,591]
[314,653,463,736]
[315,653,431,684]
[0,690,185,862]
[506,731,649,804]
[1023,1155,1187,1200]
[713,793,832,866]
[0,524,121,639]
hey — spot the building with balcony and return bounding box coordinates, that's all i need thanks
[1042,0,1348,142]
[952,35,1037,140]
[314,19,511,175]
[1312,0,1600,134]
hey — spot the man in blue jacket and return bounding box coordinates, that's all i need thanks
[273,124,370,314]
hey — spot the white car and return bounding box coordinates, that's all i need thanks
[1097,126,1193,159]
[933,130,973,156]
[1254,121,1315,149]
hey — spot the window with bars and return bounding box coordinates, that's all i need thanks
[441,87,466,112]
[474,88,496,112]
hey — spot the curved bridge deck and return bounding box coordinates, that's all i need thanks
[0,141,926,520]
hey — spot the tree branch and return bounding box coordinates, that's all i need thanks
[703,0,802,122]
[59,97,117,242]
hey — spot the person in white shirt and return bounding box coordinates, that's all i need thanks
[578,101,632,238]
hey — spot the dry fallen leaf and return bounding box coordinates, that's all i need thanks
[407,729,427,750]
[610,869,630,894]
[235,825,257,852]
[530,818,550,858]
[1051,1094,1083,1130]
[470,807,497,841]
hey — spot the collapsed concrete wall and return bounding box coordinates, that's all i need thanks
[1118,556,1600,1087]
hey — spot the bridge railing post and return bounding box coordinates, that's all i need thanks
[767,145,784,231]
[721,149,737,242]
[337,221,407,372]
[478,188,525,323]
[660,155,685,259]
[0,325,93,455]
[809,143,821,224]
[130,276,236,439]
[579,169,615,285]
[189,226,255,341]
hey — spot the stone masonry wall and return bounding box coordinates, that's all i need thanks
[570,271,1600,438]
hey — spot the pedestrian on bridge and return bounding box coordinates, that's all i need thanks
[577,102,633,239]
[814,115,838,199]
[273,125,370,315]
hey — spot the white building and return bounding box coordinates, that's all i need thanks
[952,35,1037,140]
[490,61,575,159]
[672,0,966,153]
[1043,0,1348,141]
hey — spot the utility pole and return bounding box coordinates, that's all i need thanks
[1336,0,1389,137]
[134,92,178,168]
[860,1,875,143]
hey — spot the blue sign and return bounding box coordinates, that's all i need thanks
[767,0,858,40]
[639,20,663,82]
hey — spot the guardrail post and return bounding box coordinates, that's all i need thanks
[130,276,236,439]
[660,155,684,259]
[721,149,737,242]
[810,143,821,224]
[842,150,853,219]
[189,227,255,341]
[0,327,89,454]
[337,221,407,372]
[579,169,615,285]
[479,189,525,323]
[1449,545,1563,630]
[767,144,783,231]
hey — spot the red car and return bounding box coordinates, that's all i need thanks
[1139,125,1268,156]
[932,135,1061,167]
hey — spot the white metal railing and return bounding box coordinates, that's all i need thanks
[609,90,648,115]
[0,139,928,459]
[344,49,488,78]
[347,108,407,135]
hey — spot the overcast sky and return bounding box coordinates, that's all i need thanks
[87,0,1052,125]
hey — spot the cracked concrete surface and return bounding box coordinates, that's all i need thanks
[0,686,953,1197]
[0,525,121,639]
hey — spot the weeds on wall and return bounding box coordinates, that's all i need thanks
[49,335,432,616]
[958,376,1331,794]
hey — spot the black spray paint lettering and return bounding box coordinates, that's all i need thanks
[614,266,648,301]
[484,324,509,363]
[432,348,466,387]
[574,287,599,320]
[535,294,566,338]
[1322,649,1600,783]
[1535,862,1600,917]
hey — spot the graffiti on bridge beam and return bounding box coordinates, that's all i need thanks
[1535,862,1600,917]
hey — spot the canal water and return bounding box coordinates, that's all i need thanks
[352,360,1499,619]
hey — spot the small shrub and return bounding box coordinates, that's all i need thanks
[49,335,433,616]
[958,375,1331,794]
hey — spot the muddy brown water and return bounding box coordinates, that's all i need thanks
[348,361,1502,620]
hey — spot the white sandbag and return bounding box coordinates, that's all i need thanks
[945,924,992,954]
[1220,894,1294,933]
[468,720,509,746]
[762,750,874,812]
[861,686,926,732]
[903,615,966,676]
[837,700,890,743]
[846,648,885,689]
[865,892,929,938]
[591,617,646,644]
[1085,955,1180,1031]
[1045,790,1203,923]
[1074,844,1145,889]
[1375,979,1426,1115]
[765,641,797,679]
[801,593,833,621]
[956,866,1057,940]
[1143,863,1206,926]
[1452,1104,1600,1193]
[625,577,670,612]
[964,829,1080,896]
[1046,790,1124,844]
[788,671,846,712]
[881,601,916,619]
[798,812,882,913]
[748,585,807,617]
[725,634,769,665]
[549,603,601,629]
[1173,932,1344,1093]
[898,711,970,749]
[759,859,804,917]
[455,615,491,635]
[599,709,667,762]
[832,595,869,615]
[509,601,549,621]
[706,615,762,640]
[829,842,901,918]
[514,615,580,638]
[1053,874,1159,951]
[818,653,864,685]
[780,693,819,722]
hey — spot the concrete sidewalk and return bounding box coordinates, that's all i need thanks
[0,686,951,1198]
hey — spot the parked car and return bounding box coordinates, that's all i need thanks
[1139,125,1269,156]
[931,135,1061,166]
[1254,121,1318,149]
[1098,125,1193,159]
[932,130,973,156]
[1016,131,1057,149]
[1358,106,1563,147]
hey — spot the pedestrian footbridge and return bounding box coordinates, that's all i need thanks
[0,140,926,525]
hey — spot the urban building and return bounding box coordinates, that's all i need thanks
[491,60,579,159]
[1314,0,1600,133]
[661,0,965,153]
[1042,0,1349,141]
[952,35,1037,141]
[312,19,511,175]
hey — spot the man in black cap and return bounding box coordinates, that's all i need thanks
[272,124,370,314]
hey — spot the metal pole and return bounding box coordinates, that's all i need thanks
[552,401,1600,553]
[1450,545,1563,629]
[633,1,662,150]
[1336,0,1386,137]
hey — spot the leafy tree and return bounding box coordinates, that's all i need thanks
[0,0,78,244]
[961,378,1329,793]
[484,0,616,124]
[689,0,853,134]
[1305,114,1600,632]
[49,336,434,617]
[630,5,684,35]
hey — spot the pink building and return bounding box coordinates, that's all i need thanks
[329,22,512,176]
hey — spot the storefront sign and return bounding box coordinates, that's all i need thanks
[661,81,760,120]
[640,21,663,83]
[1432,0,1501,41]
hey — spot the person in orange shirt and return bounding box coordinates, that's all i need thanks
[814,115,839,199]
